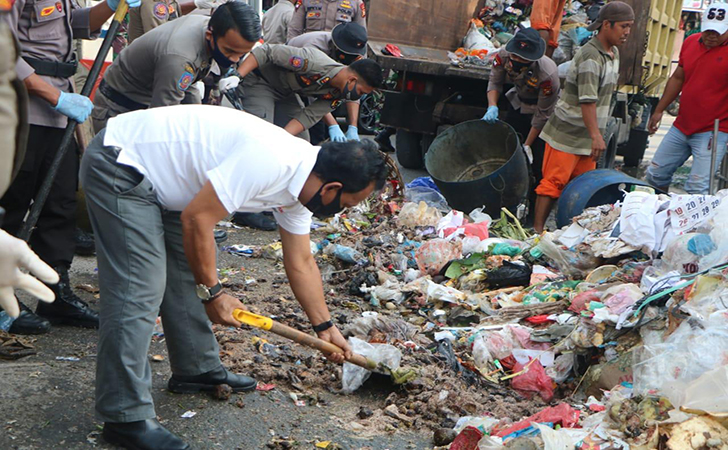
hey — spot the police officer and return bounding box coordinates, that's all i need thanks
[126,0,224,44]
[287,21,367,142]
[287,0,366,42]
[482,28,560,223]
[91,1,260,133]
[262,0,296,44]
[227,43,382,142]
[2,0,142,334]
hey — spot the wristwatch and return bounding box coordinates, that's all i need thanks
[312,320,334,333]
[196,281,223,303]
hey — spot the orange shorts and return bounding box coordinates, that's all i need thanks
[535,143,596,198]
[530,0,567,48]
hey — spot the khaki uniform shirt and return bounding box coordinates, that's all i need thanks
[250,43,346,129]
[3,0,96,128]
[287,0,366,42]
[262,0,294,44]
[97,15,212,115]
[127,0,181,44]
[487,48,560,130]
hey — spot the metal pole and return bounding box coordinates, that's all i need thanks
[17,1,129,241]
[710,119,719,195]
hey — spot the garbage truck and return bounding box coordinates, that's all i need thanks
[366,0,683,169]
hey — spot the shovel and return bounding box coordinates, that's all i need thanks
[232,309,418,384]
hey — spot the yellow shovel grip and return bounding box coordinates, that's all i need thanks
[113,0,129,22]
[233,309,273,330]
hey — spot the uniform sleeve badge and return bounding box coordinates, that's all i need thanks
[153,2,168,19]
[290,56,305,69]
[526,74,539,88]
[40,5,55,15]
[331,99,343,109]
[541,80,553,96]
[494,53,502,67]
[178,71,194,91]
[360,1,366,17]
[316,76,331,86]
[55,1,62,11]
[295,0,302,9]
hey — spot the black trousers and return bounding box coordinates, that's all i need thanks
[505,107,545,217]
[0,125,78,267]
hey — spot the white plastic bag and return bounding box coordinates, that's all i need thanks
[463,22,497,53]
[342,337,401,393]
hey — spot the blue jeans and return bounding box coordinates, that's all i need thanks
[646,126,728,194]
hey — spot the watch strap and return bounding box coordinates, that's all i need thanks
[200,281,223,304]
[312,320,334,333]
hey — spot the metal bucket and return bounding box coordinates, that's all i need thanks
[556,169,655,228]
[424,120,529,216]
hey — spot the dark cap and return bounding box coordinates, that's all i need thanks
[505,28,546,61]
[331,22,368,56]
[587,1,635,31]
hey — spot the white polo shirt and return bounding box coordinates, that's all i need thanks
[103,104,317,235]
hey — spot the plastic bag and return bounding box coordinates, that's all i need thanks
[454,416,500,434]
[681,364,728,414]
[469,207,493,224]
[511,359,554,401]
[405,186,450,212]
[661,233,702,274]
[494,404,580,438]
[415,238,462,275]
[486,261,531,288]
[342,337,401,393]
[539,232,601,278]
[546,353,574,383]
[450,426,484,450]
[398,201,442,228]
[535,423,589,450]
[463,21,497,53]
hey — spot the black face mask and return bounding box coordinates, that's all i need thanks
[304,183,344,218]
[335,50,363,66]
[342,80,362,101]
[508,59,530,73]
[209,33,235,70]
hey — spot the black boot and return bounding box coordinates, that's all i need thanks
[168,365,256,394]
[74,228,96,256]
[103,419,190,450]
[374,127,396,153]
[36,266,99,328]
[231,212,277,231]
[8,303,51,335]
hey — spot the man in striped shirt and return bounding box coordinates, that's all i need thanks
[533,1,634,233]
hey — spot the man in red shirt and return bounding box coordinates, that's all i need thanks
[646,3,728,194]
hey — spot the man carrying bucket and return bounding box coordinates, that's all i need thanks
[532,1,634,233]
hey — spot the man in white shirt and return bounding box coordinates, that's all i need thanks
[80,104,387,450]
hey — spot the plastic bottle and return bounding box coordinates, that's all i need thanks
[324,244,367,265]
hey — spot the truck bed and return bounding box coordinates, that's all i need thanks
[369,41,491,81]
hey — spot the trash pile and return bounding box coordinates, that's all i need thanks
[450,0,599,68]
[217,179,728,448]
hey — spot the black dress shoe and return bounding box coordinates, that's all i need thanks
[74,228,96,256]
[213,229,228,244]
[168,365,256,394]
[8,303,51,335]
[103,419,190,450]
[374,130,395,153]
[231,212,277,231]
[36,266,99,328]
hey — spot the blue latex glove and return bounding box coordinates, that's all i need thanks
[107,0,141,10]
[482,105,499,123]
[328,125,347,142]
[345,126,360,141]
[54,91,93,123]
[688,234,717,256]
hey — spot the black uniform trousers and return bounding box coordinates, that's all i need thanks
[0,125,78,268]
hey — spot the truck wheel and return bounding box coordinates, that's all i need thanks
[358,93,383,135]
[622,129,650,167]
[396,130,424,169]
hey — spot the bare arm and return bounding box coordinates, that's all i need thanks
[283,118,306,136]
[236,53,260,77]
[580,102,605,161]
[179,1,196,15]
[88,1,115,33]
[487,89,500,108]
[24,73,61,106]
[280,227,352,362]
[322,113,337,127]
[346,101,359,127]
[648,66,685,134]
[523,126,541,147]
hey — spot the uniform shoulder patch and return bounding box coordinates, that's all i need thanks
[295,0,302,9]
[541,80,553,96]
[55,1,62,12]
[494,53,503,67]
[290,56,305,69]
[360,1,366,17]
[178,71,194,91]
[153,2,168,20]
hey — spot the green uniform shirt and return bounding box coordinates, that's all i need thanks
[540,38,620,156]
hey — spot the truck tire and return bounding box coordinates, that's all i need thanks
[396,130,424,169]
[622,129,650,167]
[597,136,618,169]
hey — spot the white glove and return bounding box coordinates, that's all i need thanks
[219,76,240,93]
[0,230,59,318]
[194,0,226,9]
[523,144,534,164]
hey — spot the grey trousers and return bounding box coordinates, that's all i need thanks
[239,73,310,142]
[80,130,221,422]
